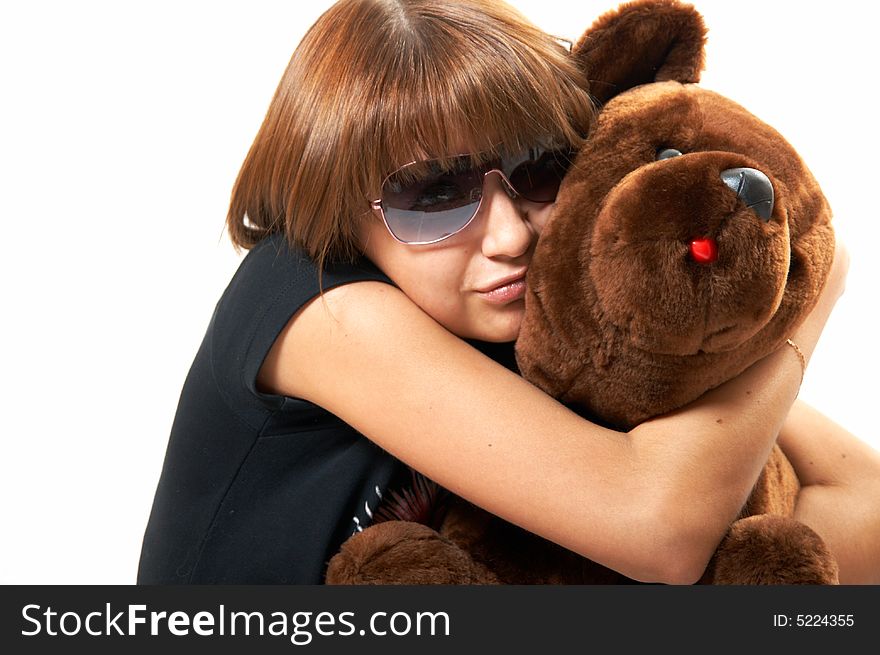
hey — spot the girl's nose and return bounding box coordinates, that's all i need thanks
[478,172,536,260]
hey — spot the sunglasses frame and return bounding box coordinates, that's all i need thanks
[370,148,568,245]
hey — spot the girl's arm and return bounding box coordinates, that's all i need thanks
[777,400,880,583]
[258,245,847,584]
[623,239,848,580]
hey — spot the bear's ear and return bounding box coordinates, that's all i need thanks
[572,0,707,105]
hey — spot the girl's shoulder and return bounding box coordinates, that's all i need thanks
[210,232,396,409]
[219,232,393,312]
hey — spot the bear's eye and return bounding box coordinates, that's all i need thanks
[656,148,683,160]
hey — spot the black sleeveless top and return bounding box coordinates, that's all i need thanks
[137,232,517,584]
[137,233,408,584]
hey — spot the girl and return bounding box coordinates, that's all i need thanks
[137,0,879,584]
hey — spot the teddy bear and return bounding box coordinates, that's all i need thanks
[324,0,840,585]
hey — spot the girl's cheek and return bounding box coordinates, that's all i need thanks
[529,204,555,234]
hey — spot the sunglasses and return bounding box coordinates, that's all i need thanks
[370,146,573,245]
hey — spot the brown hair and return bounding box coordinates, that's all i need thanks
[226,0,594,268]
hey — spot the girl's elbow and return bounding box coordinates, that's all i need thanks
[630,538,710,585]
[633,502,721,585]
[652,538,713,585]
[608,536,707,585]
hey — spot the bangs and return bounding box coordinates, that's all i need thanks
[356,3,594,200]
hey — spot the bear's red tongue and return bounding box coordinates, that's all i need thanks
[689,237,718,264]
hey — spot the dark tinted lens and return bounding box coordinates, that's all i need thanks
[507,149,572,202]
[382,202,481,244]
[381,156,485,243]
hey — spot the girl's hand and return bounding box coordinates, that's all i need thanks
[778,400,880,583]
[791,237,850,366]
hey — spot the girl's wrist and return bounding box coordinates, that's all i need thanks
[787,240,848,369]
[784,338,807,383]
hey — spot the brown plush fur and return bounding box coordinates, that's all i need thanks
[519,80,834,428]
[325,0,839,585]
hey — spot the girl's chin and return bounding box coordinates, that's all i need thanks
[470,305,525,343]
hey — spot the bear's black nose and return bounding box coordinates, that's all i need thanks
[720,167,774,221]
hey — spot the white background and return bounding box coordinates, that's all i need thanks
[1,1,876,584]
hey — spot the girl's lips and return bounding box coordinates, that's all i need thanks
[477,275,527,303]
